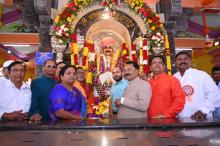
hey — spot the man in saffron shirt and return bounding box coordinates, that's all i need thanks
[148,55,185,118]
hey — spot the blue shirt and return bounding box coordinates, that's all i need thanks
[29,76,56,121]
[110,79,128,112]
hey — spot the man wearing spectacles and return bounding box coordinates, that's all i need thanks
[29,59,57,121]
[0,61,31,121]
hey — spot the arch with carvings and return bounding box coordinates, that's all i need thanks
[51,0,166,54]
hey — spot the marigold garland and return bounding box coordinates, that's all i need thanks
[51,0,166,54]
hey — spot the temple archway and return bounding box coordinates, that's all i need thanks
[86,19,131,52]
[51,0,168,74]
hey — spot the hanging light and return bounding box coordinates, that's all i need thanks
[101,7,112,20]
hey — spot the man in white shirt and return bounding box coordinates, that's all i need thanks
[174,51,220,119]
[211,66,220,118]
[0,61,31,120]
[0,60,14,84]
[212,66,220,89]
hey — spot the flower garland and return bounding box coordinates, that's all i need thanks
[138,36,150,74]
[51,0,166,54]
[121,43,129,63]
[142,39,150,74]
[131,42,137,62]
[69,33,79,65]
[165,34,172,75]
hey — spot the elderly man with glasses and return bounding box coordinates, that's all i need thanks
[29,59,57,121]
[0,61,31,121]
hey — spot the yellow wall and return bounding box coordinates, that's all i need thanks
[192,46,220,74]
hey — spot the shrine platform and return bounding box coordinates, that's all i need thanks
[1,118,220,146]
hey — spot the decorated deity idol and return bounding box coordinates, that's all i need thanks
[88,36,123,118]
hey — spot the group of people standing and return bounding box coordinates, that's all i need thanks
[0,51,220,122]
[111,51,220,120]
[0,60,87,121]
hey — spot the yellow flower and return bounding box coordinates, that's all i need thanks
[86,72,93,84]
[135,6,140,12]
[151,26,156,31]
[131,2,135,8]
[54,15,60,23]
[122,50,127,55]
[135,1,139,5]
[67,17,72,22]
[83,47,89,56]
[148,19,152,23]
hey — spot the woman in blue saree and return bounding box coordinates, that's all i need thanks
[49,65,87,120]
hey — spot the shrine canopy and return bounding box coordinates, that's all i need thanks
[50,0,171,74]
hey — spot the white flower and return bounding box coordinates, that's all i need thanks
[60,24,65,30]
[64,27,68,32]
[58,39,63,44]
[58,29,62,34]
[143,46,149,50]
[131,51,136,54]
[139,56,143,64]
[156,32,161,36]
[56,31,62,36]
[152,36,156,40]
[156,38,161,42]
[88,53,96,62]
[66,33,69,36]
[143,60,148,65]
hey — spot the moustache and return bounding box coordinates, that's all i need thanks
[124,74,130,77]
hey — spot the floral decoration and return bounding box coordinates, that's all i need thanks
[51,0,166,53]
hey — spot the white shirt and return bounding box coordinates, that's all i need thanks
[0,77,8,86]
[174,68,220,118]
[0,79,31,119]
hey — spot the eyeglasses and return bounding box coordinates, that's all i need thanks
[11,69,25,73]
[45,65,56,69]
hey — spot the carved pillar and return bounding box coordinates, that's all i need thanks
[166,29,177,74]
[158,0,182,74]
[34,0,52,76]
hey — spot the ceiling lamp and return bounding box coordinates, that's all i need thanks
[101,7,112,20]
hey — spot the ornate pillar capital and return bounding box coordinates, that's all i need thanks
[34,0,51,15]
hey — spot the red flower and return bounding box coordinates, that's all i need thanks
[113,0,118,5]
[143,11,150,17]
[70,33,77,42]
[67,2,74,8]
[139,8,145,14]
[143,39,148,46]
[73,7,77,11]
[157,22,161,26]
[66,13,71,17]
[101,1,107,6]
